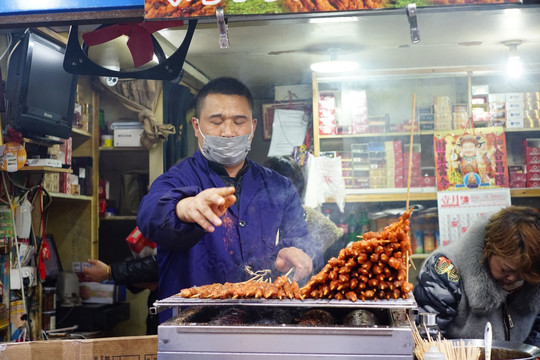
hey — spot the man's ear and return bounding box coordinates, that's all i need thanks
[192,117,200,137]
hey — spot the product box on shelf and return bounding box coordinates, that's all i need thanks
[59,173,71,195]
[488,93,506,103]
[471,85,489,96]
[524,139,540,156]
[59,137,72,165]
[318,93,338,135]
[113,128,144,147]
[42,172,59,193]
[507,92,524,103]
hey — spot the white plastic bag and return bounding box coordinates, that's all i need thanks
[304,156,346,213]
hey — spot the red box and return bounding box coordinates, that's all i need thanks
[318,93,337,135]
[527,180,540,188]
[59,173,71,194]
[59,137,72,166]
[527,172,540,182]
[422,176,436,187]
[526,163,540,173]
[510,172,527,182]
[510,180,527,188]
[526,154,540,164]
[525,139,540,156]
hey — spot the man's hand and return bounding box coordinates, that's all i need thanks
[275,247,313,282]
[83,259,109,282]
[175,186,236,232]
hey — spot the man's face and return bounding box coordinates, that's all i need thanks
[192,93,257,149]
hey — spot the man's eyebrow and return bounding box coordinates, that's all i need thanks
[208,113,249,120]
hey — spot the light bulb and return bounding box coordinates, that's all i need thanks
[310,60,359,73]
[506,55,523,78]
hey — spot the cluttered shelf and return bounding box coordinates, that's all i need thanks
[318,127,540,140]
[333,187,540,203]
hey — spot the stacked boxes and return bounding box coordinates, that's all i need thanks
[488,93,507,127]
[506,92,524,128]
[403,144,422,187]
[318,92,337,135]
[434,96,453,130]
[385,141,404,188]
[525,139,540,188]
[471,85,489,125]
[524,92,540,128]
[368,142,386,189]
[351,144,370,189]
[418,108,435,131]
[453,104,469,130]
[508,165,526,188]
[350,90,369,134]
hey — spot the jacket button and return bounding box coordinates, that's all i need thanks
[239,220,247,227]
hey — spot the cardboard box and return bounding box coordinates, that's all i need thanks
[0,335,157,360]
[113,128,144,147]
[42,172,59,193]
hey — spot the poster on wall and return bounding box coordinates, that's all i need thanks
[433,127,509,191]
[437,188,511,247]
[144,0,520,20]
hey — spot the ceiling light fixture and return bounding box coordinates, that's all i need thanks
[504,40,523,78]
[310,48,359,73]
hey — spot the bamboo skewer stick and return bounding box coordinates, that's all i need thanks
[406,94,417,283]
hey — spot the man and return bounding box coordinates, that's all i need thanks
[137,77,322,320]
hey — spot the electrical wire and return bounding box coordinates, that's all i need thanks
[1,171,32,340]
[0,33,12,62]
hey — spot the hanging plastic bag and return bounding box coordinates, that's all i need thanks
[304,156,346,212]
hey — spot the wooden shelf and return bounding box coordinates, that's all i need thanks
[49,192,93,201]
[100,147,146,151]
[410,253,430,260]
[71,128,92,137]
[333,187,540,203]
[19,166,72,173]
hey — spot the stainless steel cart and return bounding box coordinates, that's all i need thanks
[152,295,418,359]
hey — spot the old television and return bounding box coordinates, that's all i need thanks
[5,29,77,140]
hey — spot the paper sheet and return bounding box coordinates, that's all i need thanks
[437,188,511,246]
[267,109,309,156]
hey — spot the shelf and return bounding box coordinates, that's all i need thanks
[49,192,93,201]
[333,187,540,203]
[71,128,92,138]
[19,166,72,173]
[100,147,146,151]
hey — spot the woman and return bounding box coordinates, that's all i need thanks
[414,206,540,346]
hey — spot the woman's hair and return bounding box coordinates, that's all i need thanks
[263,156,305,197]
[482,206,540,284]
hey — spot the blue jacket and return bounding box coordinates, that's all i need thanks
[137,150,323,310]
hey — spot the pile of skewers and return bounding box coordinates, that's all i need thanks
[178,207,414,302]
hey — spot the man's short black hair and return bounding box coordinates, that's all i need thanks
[193,77,254,117]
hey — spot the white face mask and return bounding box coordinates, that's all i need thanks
[197,120,253,167]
